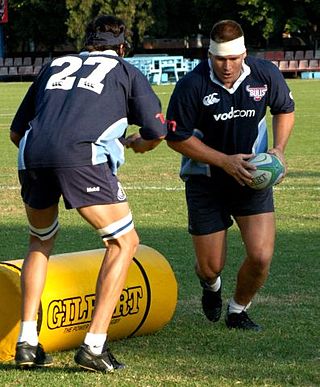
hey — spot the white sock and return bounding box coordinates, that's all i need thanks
[228,298,252,314]
[84,333,107,355]
[18,320,38,346]
[203,276,221,292]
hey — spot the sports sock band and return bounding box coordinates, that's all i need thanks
[97,212,134,241]
[29,217,59,241]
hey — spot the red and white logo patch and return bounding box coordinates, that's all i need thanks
[246,85,268,101]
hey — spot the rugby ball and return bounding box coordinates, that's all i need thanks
[247,153,285,190]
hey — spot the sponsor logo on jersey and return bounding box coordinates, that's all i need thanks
[246,84,268,101]
[86,186,100,192]
[203,93,220,106]
[117,182,126,201]
[213,106,255,121]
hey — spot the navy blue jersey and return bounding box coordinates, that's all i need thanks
[11,51,167,172]
[166,56,294,180]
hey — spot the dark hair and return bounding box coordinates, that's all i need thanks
[85,15,126,52]
[210,20,244,43]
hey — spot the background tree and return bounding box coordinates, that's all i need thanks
[5,0,67,53]
[236,0,320,49]
[237,0,276,47]
[3,0,320,55]
[66,0,100,50]
[66,0,153,51]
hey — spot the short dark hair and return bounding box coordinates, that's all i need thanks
[210,20,244,43]
[85,15,126,52]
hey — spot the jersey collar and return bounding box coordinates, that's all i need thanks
[208,58,251,94]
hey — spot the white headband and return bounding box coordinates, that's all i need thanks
[208,36,246,56]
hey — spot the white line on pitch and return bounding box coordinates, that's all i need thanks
[0,185,319,191]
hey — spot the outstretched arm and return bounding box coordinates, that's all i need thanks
[124,132,165,153]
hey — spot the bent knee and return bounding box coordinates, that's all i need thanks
[123,229,139,253]
[105,229,139,255]
[195,261,223,281]
[247,250,273,273]
[28,218,59,257]
[97,212,139,254]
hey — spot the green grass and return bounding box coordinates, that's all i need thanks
[0,80,319,386]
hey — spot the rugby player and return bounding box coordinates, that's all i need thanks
[165,20,294,331]
[10,14,167,371]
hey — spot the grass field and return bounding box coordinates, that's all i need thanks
[0,80,319,386]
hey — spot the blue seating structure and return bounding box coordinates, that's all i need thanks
[124,55,200,84]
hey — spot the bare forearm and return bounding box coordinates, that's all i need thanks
[269,112,294,177]
[167,136,227,168]
[272,112,294,152]
[125,133,165,153]
[167,136,255,186]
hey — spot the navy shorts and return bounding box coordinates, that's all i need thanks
[185,175,274,235]
[18,163,127,210]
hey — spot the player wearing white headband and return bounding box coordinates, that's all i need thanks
[166,20,294,331]
[208,20,247,89]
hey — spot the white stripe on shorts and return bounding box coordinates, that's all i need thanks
[97,212,134,241]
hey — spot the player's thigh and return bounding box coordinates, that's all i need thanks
[192,230,227,273]
[77,202,139,250]
[77,201,131,230]
[25,203,59,229]
[235,212,275,262]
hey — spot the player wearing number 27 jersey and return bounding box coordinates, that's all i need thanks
[10,15,167,373]
[11,50,165,172]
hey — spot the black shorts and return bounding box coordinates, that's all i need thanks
[18,163,127,210]
[185,175,274,235]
